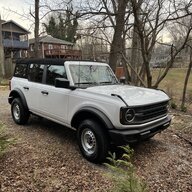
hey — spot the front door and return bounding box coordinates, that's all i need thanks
[38,64,70,125]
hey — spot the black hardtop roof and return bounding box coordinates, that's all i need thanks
[16,59,106,65]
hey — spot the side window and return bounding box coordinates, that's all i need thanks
[14,64,28,78]
[28,64,44,83]
[46,65,67,86]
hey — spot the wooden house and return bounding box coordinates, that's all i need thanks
[28,35,82,59]
[1,20,30,58]
[0,19,30,77]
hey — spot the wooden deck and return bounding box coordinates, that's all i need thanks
[44,49,82,59]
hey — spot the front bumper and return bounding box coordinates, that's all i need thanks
[109,115,171,145]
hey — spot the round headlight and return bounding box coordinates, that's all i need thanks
[125,109,135,122]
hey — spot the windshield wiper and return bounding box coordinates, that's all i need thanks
[99,81,117,85]
[75,82,98,85]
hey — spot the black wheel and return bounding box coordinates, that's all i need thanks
[11,98,30,125]
[77,119,109,163]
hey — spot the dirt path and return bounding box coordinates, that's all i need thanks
[0,88,111,191]
[0,87,192,191]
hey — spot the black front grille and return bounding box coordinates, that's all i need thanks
[133,101,168,124]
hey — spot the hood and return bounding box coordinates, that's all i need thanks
[85,84,169,106]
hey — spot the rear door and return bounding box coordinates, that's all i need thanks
[26,63,45,113]
[12,63,29,97]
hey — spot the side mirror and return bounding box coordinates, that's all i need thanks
[55,78,76,90]
[55,78,70,88]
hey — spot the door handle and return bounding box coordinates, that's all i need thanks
[41,91,49,95]
[23,87,29,90]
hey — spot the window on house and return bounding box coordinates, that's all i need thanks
[61,45,65,49]
[48,44,53,49]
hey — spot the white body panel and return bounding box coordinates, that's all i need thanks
[85,85,169,106]
[35,84,71,124]
[11,77,41,111]
[66,86,169,129]
[67,89,123,127]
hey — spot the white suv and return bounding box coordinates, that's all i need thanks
[9,59,171,163]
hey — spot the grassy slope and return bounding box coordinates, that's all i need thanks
[151,68,192,112]
[152,68,192,100]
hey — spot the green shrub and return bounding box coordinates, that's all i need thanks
[180,105,187,112]
[170,100,177,109]
[104,146,148,192]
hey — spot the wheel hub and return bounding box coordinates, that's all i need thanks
[13,104,20,120]
[81,129,97,155]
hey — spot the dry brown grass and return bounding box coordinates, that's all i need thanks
[0,78,9,86]
[152,68,192,111]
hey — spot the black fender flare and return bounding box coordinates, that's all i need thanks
[8,88,28,110]
[71,107,114,130]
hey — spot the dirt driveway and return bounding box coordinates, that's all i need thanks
[0,87,192,192]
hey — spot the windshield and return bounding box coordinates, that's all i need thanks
[69,64,118,87]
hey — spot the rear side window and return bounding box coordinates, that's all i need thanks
[14,64,28,78]
[46,65,67,85]
[28,64,45,83]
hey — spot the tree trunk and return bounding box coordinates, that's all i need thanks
[109,0,128,72]
[0,47,5,78]
[131,0,152,87]
[181,47,192,109]
[121,36,131,82]
[0,16,5,77]
[130,24,137,83]
[34,0,40,58]
[130,7,142,85]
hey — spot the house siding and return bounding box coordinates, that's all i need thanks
[28,41,81,59]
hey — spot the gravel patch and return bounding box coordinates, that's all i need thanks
[0,88,192,191]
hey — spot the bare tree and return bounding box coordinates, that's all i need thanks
[181,44,192,109]
[75,0,132,81]
[34,0,40,57]
[108,0,129,72]
[76,0,192,87]
[130,0,142,83]
[129,0,192,87]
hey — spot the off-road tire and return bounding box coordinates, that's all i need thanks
[77,119,109,163]
[11,98,30,125]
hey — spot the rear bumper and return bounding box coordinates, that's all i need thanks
[109,115,171,145]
